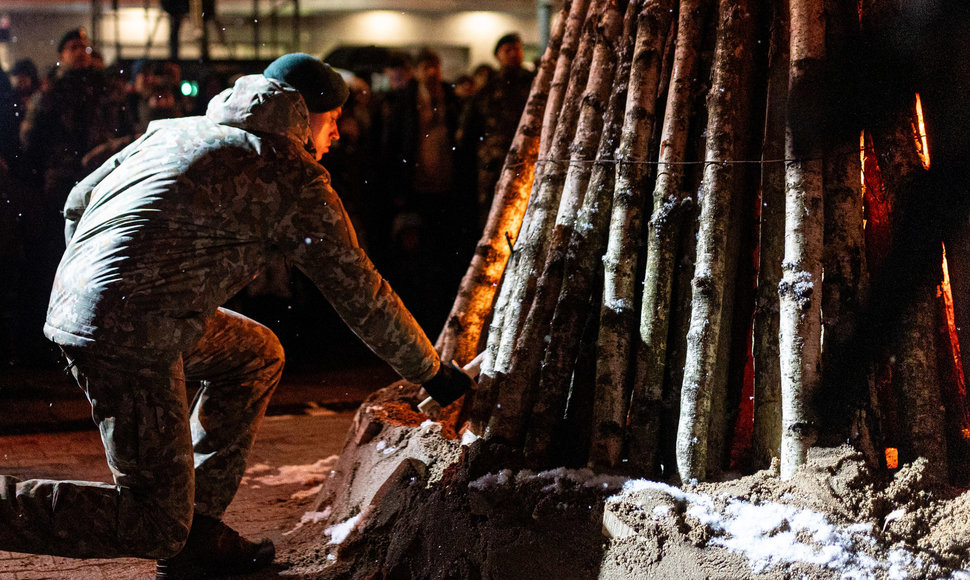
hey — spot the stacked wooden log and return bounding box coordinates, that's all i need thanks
[434,0,970,484]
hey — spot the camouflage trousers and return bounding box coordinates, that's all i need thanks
[0,307,284,559]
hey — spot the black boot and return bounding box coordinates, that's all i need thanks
[156,514,275,579]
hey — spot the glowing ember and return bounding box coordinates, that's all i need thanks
[885,447,899,470]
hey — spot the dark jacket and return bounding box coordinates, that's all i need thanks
[458,65,534,174]
[379,78,461,201]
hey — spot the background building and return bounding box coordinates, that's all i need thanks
[0,0,549,82]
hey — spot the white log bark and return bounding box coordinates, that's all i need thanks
[626,0,707,474]
[778,0,825,480]
[675,0,755,484]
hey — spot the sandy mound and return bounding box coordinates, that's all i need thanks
[276,386,970,579]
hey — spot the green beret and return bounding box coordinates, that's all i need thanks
[263,53,349,113]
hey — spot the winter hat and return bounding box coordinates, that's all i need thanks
[263,53,349,113]
[11,59,39,81]
[494,33,522,55]
[57,28,86,53]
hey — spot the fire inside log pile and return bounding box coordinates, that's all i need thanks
[432,0,970,486]
[292,1,970,577]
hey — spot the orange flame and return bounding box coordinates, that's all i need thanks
[913,93,930,169]
[940,246,966,393]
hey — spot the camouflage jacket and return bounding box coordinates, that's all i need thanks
[44,74,440,383]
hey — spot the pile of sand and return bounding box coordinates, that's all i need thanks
[276,386,970,579]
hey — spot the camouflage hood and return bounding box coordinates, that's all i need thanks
[206,74,311,148]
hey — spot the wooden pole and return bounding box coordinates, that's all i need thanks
[626,0,709,474]
[435,0,573,367]
[468,0,592,434]
[517,0,641,462]
[482,0,605,441]
[675,0,756,483]
[818,0,871,458]
[750,0,789,470]
[571,0,675,471]
[777,0,825,480]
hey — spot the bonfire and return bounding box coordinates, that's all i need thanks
[277,1,970,578]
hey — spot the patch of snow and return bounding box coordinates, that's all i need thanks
[461,429,480,447]
[283,506,332,536]
[608,480,926,577]
[241,456,338,487]
[469,469,513,491]
[883,508,905,528]
[326,514,362,545]
[604,297,633,312]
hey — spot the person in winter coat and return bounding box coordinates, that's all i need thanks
[0,53,472,579]
[457,33,534,228]
[376,49,473,332]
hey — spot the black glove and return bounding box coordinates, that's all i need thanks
[422,361,475,406]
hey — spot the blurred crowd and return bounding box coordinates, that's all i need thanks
[0,28,534,371]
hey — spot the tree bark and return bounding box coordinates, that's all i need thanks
[538,0,593,162]
[894,282,948,481]
[818,0,870,454]
[751,0,789,470]
[870,104,949,480]
[460,0,584,435]
[476,0,598,397]
[481,0,606,442]
[519,0,662,465]
[622,0,708,474]
[777,0,825,480]
[674,0,756,484]
[575,0,676,472]
[436,0,573,367]
[490,0,629,448]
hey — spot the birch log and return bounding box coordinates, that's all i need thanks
[751,0,788,470]
[777,0,825,480]
[435,0,573,366]
[538,0,593,163]
[490,0,627,446]
[675,0,756,484]
[479,0,594,377]
[894,283,948,480]
[552,0,673,471]
[520,0,649,463]
[819,0,870,454]
[595,0,704,476]
[481,0,605,440]
[870,104,948,479]
[463,0,586,433]
[626,0,709,474]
